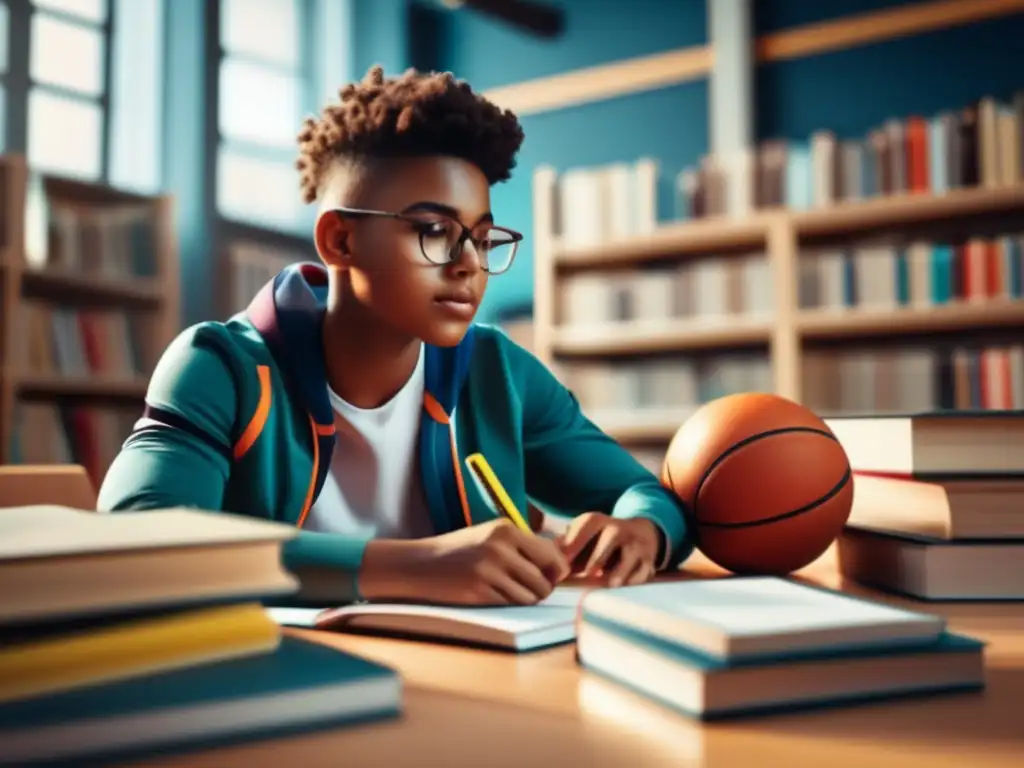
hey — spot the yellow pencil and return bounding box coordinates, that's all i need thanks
[465,453,533,535]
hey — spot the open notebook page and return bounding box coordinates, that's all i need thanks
[266,585,589,631]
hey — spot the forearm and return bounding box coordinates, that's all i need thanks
[281,532,428,604]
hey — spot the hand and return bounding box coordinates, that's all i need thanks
[558,513,662,588]
[360,519,571,606]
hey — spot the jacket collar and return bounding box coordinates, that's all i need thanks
[245,262,476,424]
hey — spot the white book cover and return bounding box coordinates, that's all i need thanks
[579,577,945,661]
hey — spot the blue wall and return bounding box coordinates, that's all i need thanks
[350,0,1024,322]
[756,3,1024,140]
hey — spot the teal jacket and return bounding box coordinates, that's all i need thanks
[98,263,693,601]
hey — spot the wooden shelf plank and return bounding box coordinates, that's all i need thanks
[552,319,773,356]
[20,269,163,306]
[798,301,1024,339]
[553,216,770,269]
[790,185,1024,238]
[591,407,695,443]
[16,375,149,399]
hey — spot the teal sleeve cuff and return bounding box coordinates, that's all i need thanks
[281,531,373,603]
[611,482,695,571]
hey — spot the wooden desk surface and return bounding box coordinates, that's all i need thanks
[141,548,1024,768]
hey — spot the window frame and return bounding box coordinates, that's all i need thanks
[1,0,115,181]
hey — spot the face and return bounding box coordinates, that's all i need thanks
[315,155,497,348]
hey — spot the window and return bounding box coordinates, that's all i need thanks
[0,2,8,151]
[216,0,312,233]
[26,0,110,180]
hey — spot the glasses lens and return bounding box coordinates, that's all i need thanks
[480,231,517,274]
[416,219,519,273]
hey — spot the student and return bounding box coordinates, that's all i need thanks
[98,65,693,605]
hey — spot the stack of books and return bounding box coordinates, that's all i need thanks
[0,505,402,765]
[826,411,1024,600]
[575,577,984,720]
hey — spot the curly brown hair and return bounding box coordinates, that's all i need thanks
[296,65,525,204]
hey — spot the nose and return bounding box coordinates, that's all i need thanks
[448,236,484,277]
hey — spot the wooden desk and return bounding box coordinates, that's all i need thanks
[141,548,1024,768]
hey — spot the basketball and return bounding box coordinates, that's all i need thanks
[661,392,853,575]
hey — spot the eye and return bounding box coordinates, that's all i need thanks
[412,219,451,239]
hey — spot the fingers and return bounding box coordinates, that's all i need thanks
[581,527,623,578]
[477,552,548,605]
[626,560,655,586]
[503,548,557,601]
[515,531,571,582]
[604,543,641,588]
[559,513,605,566]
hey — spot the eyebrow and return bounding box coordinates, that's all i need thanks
[401,201,494,225]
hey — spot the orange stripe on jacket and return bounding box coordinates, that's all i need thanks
[296,413,321,528]
[233,365,272,460]
[423,392,472,528]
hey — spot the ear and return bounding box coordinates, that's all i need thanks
[314,209,352,270]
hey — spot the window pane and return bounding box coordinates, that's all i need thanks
[217,147,313,233]
[28,89,103,179]
[32,0,107,23]
[221,0,299,68]
[0,3,9,72]
[109,0,163,192]
[31,13,105,96]
[219,58,300,149]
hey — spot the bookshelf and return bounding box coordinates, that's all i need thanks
[218,220,311,317]
[533,177,1024,452]
[0,154,180,487]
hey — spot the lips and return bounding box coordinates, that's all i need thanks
[434,289,477,307]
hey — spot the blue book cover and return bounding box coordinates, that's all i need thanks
[895,248,910,305]
[842,251,857,306]
[0,636,402,766]
[931,244,953,303]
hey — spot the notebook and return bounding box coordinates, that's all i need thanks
[0,636,401,766]
[578,577,947,661]
[267,586,589,652]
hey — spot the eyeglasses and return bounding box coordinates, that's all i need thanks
[330,206,523,275]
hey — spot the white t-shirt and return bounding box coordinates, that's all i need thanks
[304,344,434,539]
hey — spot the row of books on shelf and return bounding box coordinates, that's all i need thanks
[682,91,1024,219]
[548,91,1024,240]
[803,344,1024,415]
[799,233,1024,310]
[558,253,773,329]
[562,343,1024,433]
[7,402,137,487]
[14,302,151,380]
[553,158,658,249]
[558,354,773,421]
[22,174,161,278]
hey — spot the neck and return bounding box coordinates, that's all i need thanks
[322,287,421,410]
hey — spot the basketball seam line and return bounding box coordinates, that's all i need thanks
[692,426,841,526]
[699,468,852,529]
